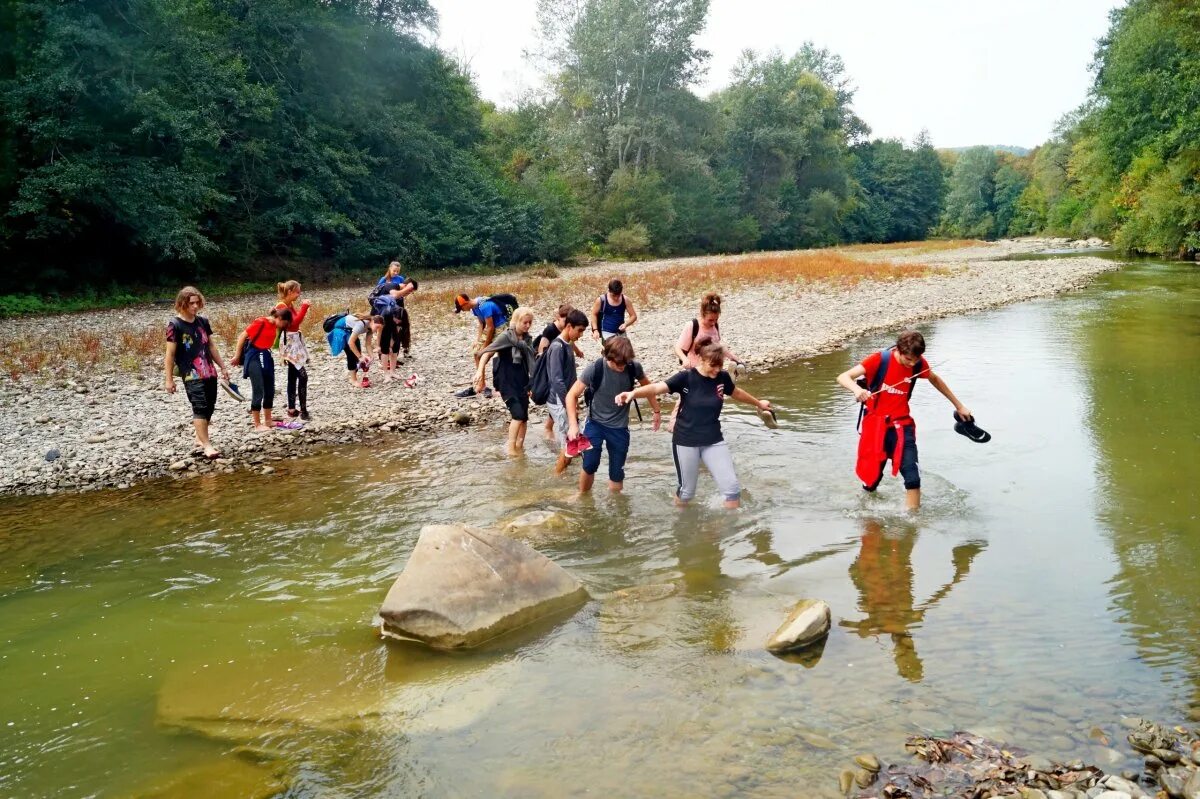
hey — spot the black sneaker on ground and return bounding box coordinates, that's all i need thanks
[287,408,300,418]
[300,411,311,421]
[482,387,494,399]
[454,387,477,398]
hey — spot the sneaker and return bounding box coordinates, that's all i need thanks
[454,387,477,398]
[300,411,311,421]
[287,409,300,418]
[482,387,494,399]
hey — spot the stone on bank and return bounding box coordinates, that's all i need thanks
[765,598,831,653]
[378,524,588,649]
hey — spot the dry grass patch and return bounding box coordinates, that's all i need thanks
[837,239,984,254]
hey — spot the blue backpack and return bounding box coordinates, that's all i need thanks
[327,316,354,356]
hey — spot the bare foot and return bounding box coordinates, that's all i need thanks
[253,424,272,433]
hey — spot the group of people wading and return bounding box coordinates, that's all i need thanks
[165,270,978,510]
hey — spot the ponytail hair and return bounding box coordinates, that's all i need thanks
[269,307,294,324]
[276,279,301,299]
[699,292,721,316]
[694,336,727,366]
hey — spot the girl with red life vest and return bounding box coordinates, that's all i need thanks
[232,308,293,432]
[836,330,973,511]
[274,280,312,420]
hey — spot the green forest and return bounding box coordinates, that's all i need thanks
[0,0,1196,297]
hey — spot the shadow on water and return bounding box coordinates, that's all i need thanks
[2,258,1200,795]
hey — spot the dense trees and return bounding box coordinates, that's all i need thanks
[6,0,1191,293]
[963,0,1200,256]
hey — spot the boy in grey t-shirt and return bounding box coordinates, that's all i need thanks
[565,336,661,493]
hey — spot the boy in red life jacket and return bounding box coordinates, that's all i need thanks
[836,331,973,511]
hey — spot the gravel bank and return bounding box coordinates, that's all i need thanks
[0,238,1118,497]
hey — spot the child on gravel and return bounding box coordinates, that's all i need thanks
[164,286,232,459]
[274,280,312,420]
[232,308,293,431]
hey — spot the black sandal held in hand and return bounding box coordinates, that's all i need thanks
[953,411,991,443]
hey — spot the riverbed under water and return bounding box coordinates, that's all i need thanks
[1,259,1198,798]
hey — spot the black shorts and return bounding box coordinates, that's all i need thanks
[504,393,530,422]
[184,377,218,421]
[864,425,920,490]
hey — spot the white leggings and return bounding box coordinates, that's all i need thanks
[672,441,741,502]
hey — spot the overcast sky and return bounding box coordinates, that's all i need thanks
[431,0,1120,149]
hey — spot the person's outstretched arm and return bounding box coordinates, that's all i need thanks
[636,374,662,430]
[730,386,770,411]
[615,381,668,406]
[927,370,971,420]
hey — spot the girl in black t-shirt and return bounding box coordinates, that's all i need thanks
[164,286,232,459]
[616,338,772,509]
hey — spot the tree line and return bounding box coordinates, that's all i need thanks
[1,0,1194,296]
[935,0,1199,258]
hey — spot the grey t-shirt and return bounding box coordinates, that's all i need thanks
[581,359,645,428]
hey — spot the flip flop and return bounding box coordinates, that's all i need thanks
[220,380,247,402]
[273,420,304,430]
[953,412,991,443]
[756,407,779,429]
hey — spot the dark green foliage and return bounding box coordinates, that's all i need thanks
[843,134,944,243]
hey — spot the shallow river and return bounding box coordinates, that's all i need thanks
[1,258,1198,798]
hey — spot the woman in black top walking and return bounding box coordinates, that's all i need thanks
[617,338,770,509]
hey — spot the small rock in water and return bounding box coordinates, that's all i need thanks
[765,598,831,653]
[853,768,874,789]
[44,448,60,462]
[838,769,854,795]
[854,754,881,773]
[261,466,275,475]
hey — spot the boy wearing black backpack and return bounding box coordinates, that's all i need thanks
[565,335,661,493]
[837,330,973,511]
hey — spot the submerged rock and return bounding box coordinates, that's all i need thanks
[502,510,569,540]
[157,647,389,741]
[378,524,588,649]
[765,598,831,653]
[126,754,289,798]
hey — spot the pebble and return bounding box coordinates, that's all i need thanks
[261,466,275,475]
[853,754,880,773]
[168,460,189,471]
[44,448,60,462]
[84,433,110,444]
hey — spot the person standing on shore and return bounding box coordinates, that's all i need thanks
[836,330,974,511]
[565,335,661,494]
[164,286,231,459]
[274,280,312,420]
[454,293,512,398]
[475,307,537,456]
[590,279,638,342]
[232,308,293,431]
[546,308,589,474]
[616,338,770,509]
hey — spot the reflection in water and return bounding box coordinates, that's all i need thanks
[1084,262,1200,711]
[840,519,985,682]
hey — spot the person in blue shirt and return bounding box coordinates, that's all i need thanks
[454,293,509,397]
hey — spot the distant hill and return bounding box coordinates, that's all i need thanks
[943,145,1032,156]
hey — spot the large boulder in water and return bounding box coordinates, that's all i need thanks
[765,599,831,653]
[378,524,588,649]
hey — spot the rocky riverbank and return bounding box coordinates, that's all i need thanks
[0,238,1118,497]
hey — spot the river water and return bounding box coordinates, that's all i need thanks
[1,258,1198,798]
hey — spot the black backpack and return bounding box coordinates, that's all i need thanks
[322,309,350,333]
[529,343,553,405]
[487,293,519,321]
